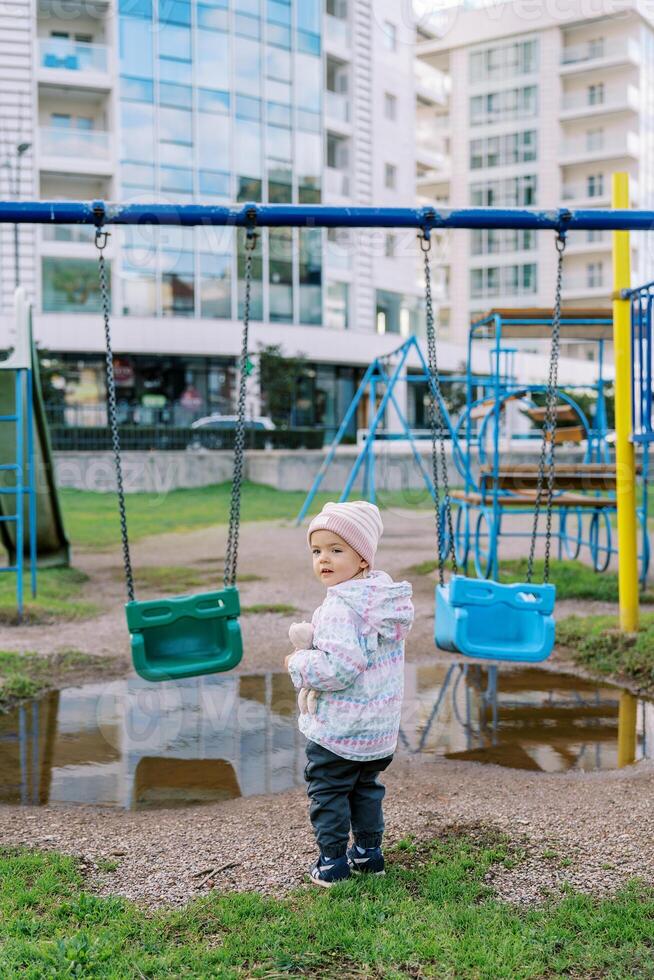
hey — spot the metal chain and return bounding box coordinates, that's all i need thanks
[421,233,457,586]
[224,227,256,588]
[526,234,566,585]
[96,229,135,603]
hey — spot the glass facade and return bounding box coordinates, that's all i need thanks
[470,263,537,299]
[469,39,538,83]
[375,290,423,337]
[42,351,237,427]
[42,258,108,313]
[117,0,323,324]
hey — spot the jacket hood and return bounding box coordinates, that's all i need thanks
[331,570,413,640]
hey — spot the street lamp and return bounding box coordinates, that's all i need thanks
[2,141,32,289]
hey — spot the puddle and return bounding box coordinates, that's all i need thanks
[1,665,652,809]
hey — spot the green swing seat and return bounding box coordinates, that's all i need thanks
[125,587,243,683]
[96,220,259,684]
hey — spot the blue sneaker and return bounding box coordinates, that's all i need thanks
[347,843,385,875]
[309,853,351,888]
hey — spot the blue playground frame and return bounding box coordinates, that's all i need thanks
[448,309,650,583]
[1,199,653,594]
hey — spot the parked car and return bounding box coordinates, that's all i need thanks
[188,414,276,450]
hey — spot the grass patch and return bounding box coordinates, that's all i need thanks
[114,566,267,593]
[60,483,433,550]
[0,649,111,711]
[1,832,654,978]
[242,603,297,615]
[114,565,207,594]
[557,612,654,690]
[405,557,654,605]
[0,568,100,625]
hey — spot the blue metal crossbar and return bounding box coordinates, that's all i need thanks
[0,201,654,231]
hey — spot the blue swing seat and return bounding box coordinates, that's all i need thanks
[126,587,243,682]
[435,575,556,663]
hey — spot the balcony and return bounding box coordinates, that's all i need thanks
[324,90,350,125]
[562,274,609,300]
[41,224,96,244]
[416,123,448,172]
[39,127,113,175]
[560,84,639,119]
[417,167,450,195]
[561,178,638,206]
[560,130,640,164]
[564,231,612,254]
[415,60,449,107]
[325,14,350,51]
[324,166,350,198]
[37,38,110,88]
[560,37,640,73]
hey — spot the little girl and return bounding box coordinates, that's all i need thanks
[286,500,414,887]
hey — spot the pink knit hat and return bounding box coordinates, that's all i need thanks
[307,501,383,570]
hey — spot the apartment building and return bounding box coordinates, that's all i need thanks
[416,1,654,348]
[0,0,425,433]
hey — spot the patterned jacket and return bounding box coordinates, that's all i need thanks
[287,570,414,761]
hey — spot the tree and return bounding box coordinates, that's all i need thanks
[257,344,309,427]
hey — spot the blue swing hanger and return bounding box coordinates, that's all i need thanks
[427,229,568,663]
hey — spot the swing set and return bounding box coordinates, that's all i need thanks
[0,188,646,677]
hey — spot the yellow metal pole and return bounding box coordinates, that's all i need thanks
[617,691,637,767]
[612,172,639,632]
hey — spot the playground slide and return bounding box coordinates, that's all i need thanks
[0,304,69,568]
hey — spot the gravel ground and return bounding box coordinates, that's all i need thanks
[0,506,649,908]
[1,755,652,907]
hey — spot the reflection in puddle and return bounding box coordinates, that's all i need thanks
[0,664,652,809]
[401,664,653,773]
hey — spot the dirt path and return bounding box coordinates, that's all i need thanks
[2,506,648,908]
[0,507,619,672]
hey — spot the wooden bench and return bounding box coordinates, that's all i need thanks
[524,404,579,425]
[478,463,641,493]
[450,489,615,509]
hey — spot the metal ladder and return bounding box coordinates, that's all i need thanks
[0,290,37,619]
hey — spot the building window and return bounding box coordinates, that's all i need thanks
[587,173,604,197]
[384,92,397,120]
[385,163,397,189]
[326,228,350,269]
[299,228,322,325]
[200,252,231,319]
[470,129,537,168]
[471,228,536,255]
[42,258,108,313]
[469,39,538,83]
[588,37,605,58]
[470,175,537,207]
[385,233,396,257]
[588,82,604,105]
[586,128,604,151]
[382,21,396,51]
[326,0,347,16]
[327,131,348,169]
[376,290,422,336]
[470,263,537,298]
[469,85,537,126]
[587,262,604,287]
[326,281,349,330]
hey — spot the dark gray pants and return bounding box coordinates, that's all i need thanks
[304,740,393,859]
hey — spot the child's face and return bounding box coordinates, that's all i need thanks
[310,529,368,587]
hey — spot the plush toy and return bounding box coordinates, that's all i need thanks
[288,622,320,716]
